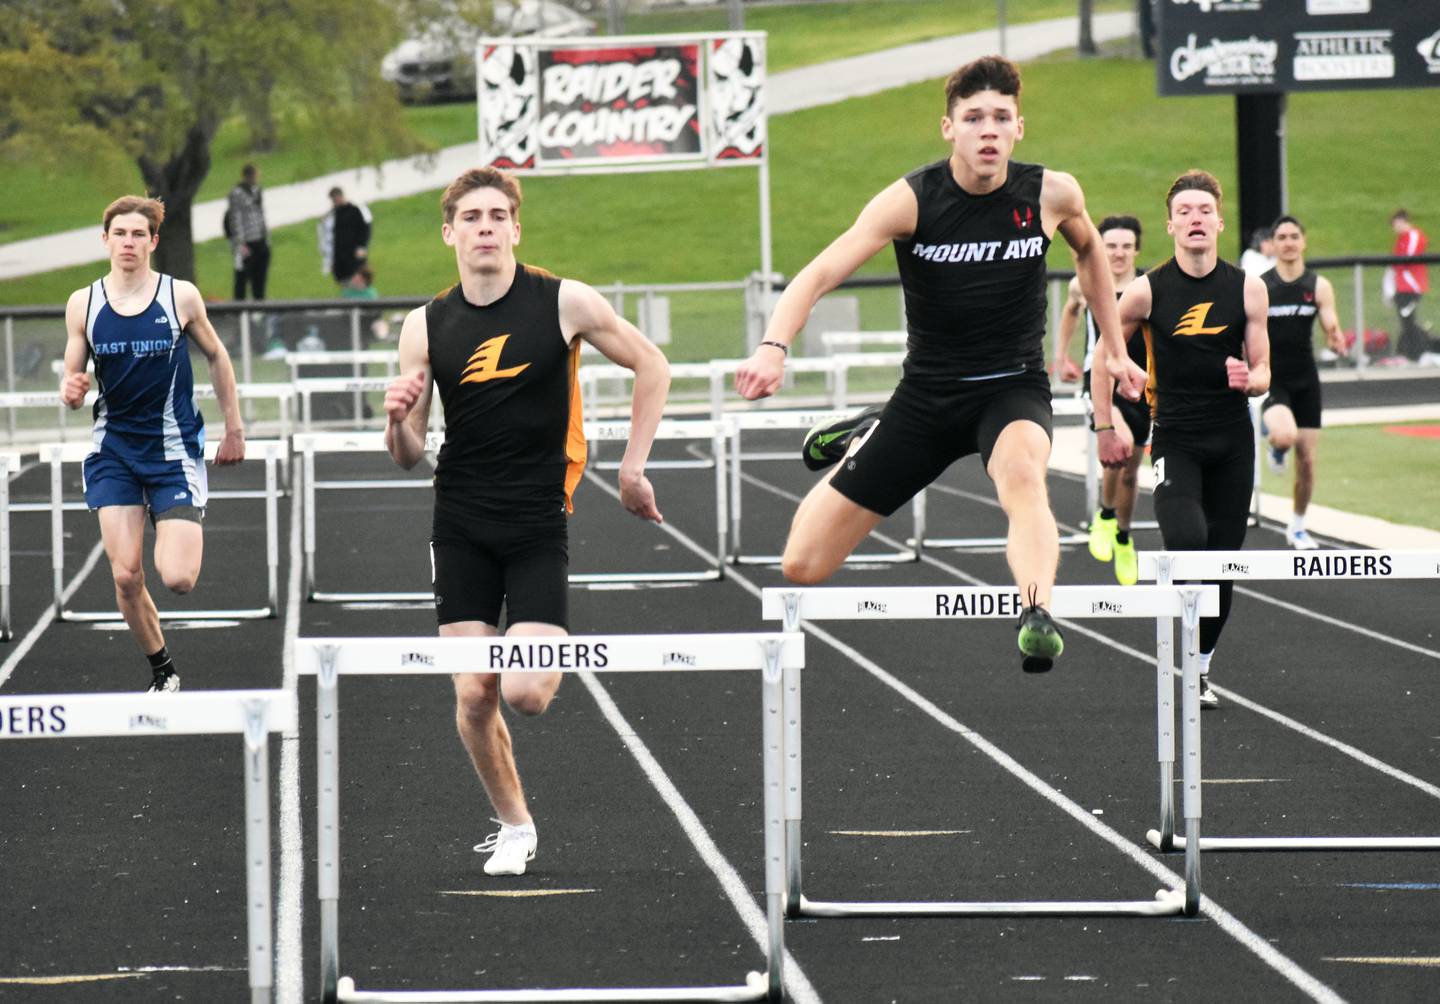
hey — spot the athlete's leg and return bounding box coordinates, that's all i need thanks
[1262,402,1298,452]
[782,475,884,585]
[97,506,165,655]
[1196,442,1255,654]
[1114,450,1144,530]
[986,419,1058,606]
[449,623,534,826]
[153,517,202,594]
[1292,427,1320,516]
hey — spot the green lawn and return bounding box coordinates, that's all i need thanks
[1261,422,1440,533]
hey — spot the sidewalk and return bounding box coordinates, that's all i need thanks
[0,12,1135,281]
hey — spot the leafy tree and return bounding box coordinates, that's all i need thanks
[1078,0,1097,57]
[0,0,429,281]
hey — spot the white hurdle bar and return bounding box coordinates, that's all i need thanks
[297,421,729,602]
[0,689,296,1004]
[1142,548,1440,853]
[295,632,803,1004]
[580,363,716,470]
[724,409,920,566]
[41,440,283,621]
[763,583,1219,918]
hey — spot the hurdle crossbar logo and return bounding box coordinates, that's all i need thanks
[1172,302,1228,337]
[461,334,530,384]
[1091,600,1123,615]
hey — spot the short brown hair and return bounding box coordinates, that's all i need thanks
[102,196,165,235]
[945,56,1022,113]
[1165,170,1223,215]
[441,167,522,224]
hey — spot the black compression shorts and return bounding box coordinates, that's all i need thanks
[1262,377,1322,430]
[430,503,569,629]
[829,370,1053,517]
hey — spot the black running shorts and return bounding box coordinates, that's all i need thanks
[1262,377,1322,430]
[829,370,1053,517]
[430,501,569,629]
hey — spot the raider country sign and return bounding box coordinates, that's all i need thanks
[1158,0,1440,94]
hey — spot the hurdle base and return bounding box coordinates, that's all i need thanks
[61,606,275,622]
[1149,832,1440,852]
[335,970,771,1002]
[915,532,1088,550]
[794,888,1184,918]
[570,570,723,584]
[733,550,917,566]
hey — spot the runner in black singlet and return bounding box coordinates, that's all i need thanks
[1055,214,1149,584]
[1095,170,1270,709]
[383,167,670,876]
[1260,215,1348,550]
[734,55,1147,674]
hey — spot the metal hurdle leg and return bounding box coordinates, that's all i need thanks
[1178,589,1204,916]
[242,699,277,1004]
[779,594,804,917]
[1150,557,1177,851]
[316,645,342,1004]
[1,454,10,641]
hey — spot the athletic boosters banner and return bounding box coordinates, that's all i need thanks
[478,33,766,171]
[1157,0,1440,95]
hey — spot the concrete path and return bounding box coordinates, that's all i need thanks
[0,12,1135,280]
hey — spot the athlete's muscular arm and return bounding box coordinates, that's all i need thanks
[383,307,433,470]
[561,280,669,524]
[734,179,917,400]
[1231,273,1271,396]
[1095,276,1151,468]
[176,281,245,465]
[1047,170,1145,402]
[1316,275,1347,355]
[1054,276,1085,382]
[60,289,92,409]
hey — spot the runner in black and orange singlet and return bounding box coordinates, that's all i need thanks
[383,167,670,876]
[733,55,1147,673]
[1094,170,1271,710]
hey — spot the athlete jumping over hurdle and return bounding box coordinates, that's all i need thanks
[60,196,246,693]
[1093,170,1271,709]
[383,167,670,876]
[733,56,1146,672]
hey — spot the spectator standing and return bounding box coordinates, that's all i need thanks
[1390,209,1435,360]
[318,187,373,285]
[228,164,271,300]
[1239,226,1275,277]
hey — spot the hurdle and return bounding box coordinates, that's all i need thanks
[0,688,295,1004]
[295,631,803,1003]
[1142,548,1440,853]
[1,450,17,639]
[580,362,716,470]
[723,409,921,565]
[39,440,283,621]
[763,582,1219,918]
[297,420,729,602]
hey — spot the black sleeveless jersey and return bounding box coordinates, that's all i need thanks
[1261,266,1320,386]
[893,159,1050,382]
[1143,257,1250,431]
[1084,273,1149,374]
[427,264,586,523]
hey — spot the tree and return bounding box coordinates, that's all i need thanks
[0,0,427,281]
[1078,0,1097,57]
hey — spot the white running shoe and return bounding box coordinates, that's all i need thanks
[1266,446,1288,474]
[476,820,537,876]
[1198,677,1219,709]
[1287,528,1320,550]
[147,670,180,693]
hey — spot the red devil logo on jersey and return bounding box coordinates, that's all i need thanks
[1013,207,1034,230]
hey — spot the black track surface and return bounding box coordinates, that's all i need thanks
[2,413,1437,1003]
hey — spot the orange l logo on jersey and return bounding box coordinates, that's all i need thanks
[1172,303,1228,337]
[460,334,530,384]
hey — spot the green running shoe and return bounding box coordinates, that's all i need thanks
[1016,602,1064,674]
[801,406,882,471]
[1113,536,1139,586]
[1088,510,1118,563]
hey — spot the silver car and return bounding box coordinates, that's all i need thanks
[381,0,595,103]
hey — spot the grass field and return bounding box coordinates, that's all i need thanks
[1260,421,1440,532]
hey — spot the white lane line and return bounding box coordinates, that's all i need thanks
[0,540,105,689]
[752,471,1440,805]
[582,472,820,1004]
[577,671,820,1004]
[609,469,1343,1004]
[275,490,304,1003]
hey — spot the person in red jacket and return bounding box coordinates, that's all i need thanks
[1390,209,1435,360]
